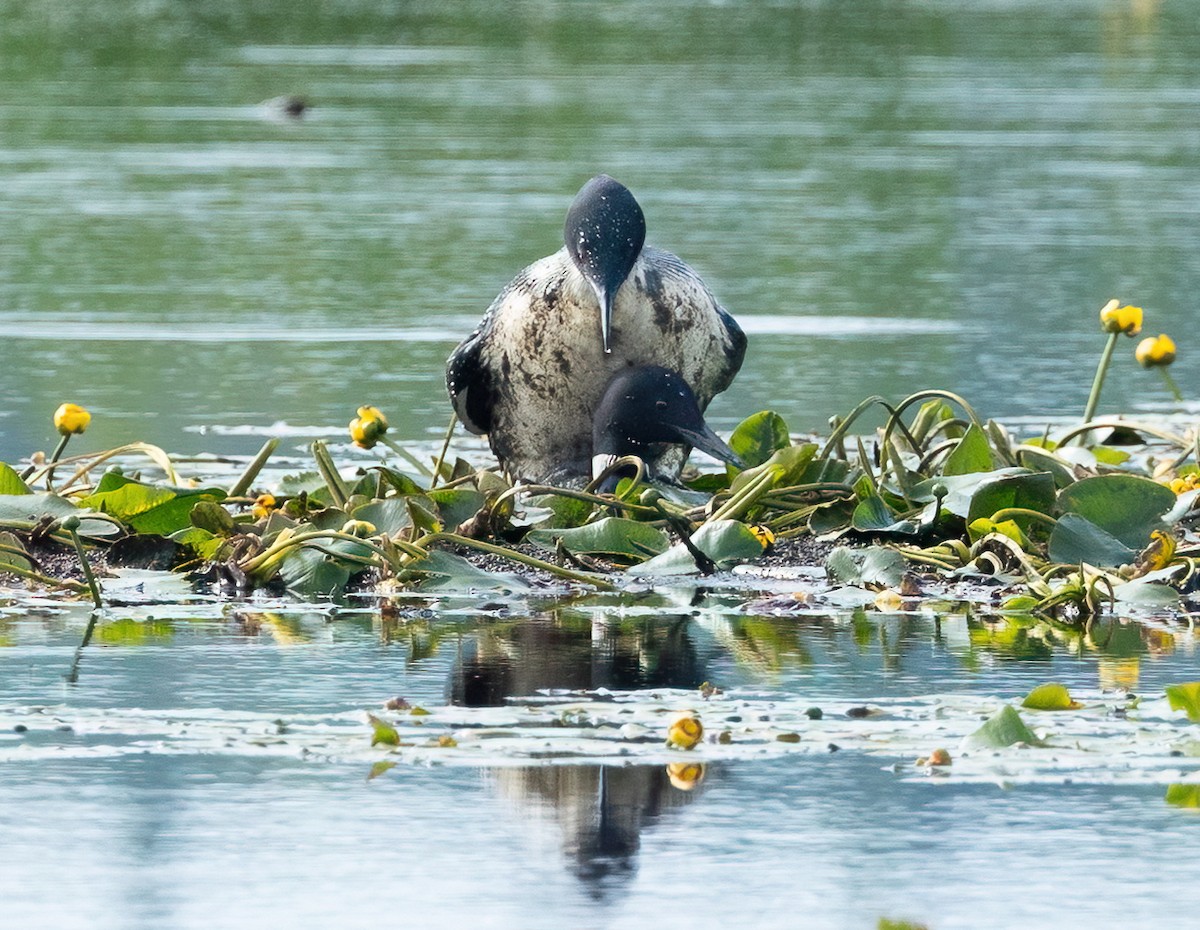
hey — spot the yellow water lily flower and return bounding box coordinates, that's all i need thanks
[1099,300,1143,336]
[251,493,276,520]
[53,403,91,436]
[666,712,703,750]
[1135,333,1176,367]
[1169,473,1200,495]
[349,405,389,449]
[749,524,776,548]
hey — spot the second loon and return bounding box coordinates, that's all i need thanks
[446,174,746,485]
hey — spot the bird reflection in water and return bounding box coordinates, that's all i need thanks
[449,611,710,896]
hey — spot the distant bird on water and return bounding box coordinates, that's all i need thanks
[446,174,746,484]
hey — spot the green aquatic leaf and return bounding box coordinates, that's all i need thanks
[351,498,413,537]
[1165,784,1200,808]
[965,471,1056,530]
[1021,683,1081,711]
[278,536,375,597]
[1166,682,1200,723]
[1057,474,1175,549]
[1047,513,1138,567]
[0,531,32,572]
[632,520,764,575]
[528,518,669,561]
[910,467,1036,515]
[729,443,818,496]
[808,498,856,536]
[169,526,229,561]
[961,705,1041,749]
[403,549,528,592]
[0,493,119,538]
[368,714,400,747]
[728,410,790,469]
[368,761,398,781]
[426,488,486,530]
[190,500,235,535]
[79,476,227,536]
[1114,577,1181,608]
[824,545,905,587]
[0,463,31,496]
[942,422,997,476]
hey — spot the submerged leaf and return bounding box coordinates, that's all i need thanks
[961,705,1041,749]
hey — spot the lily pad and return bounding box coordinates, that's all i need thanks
[0,463,31,496]
[528,518,669,562]
[960,705,1041,749]
[1021,683,1082,711]
[632,520,765,575]
[728,410,790,469]
[1166,682,1200,723]
[825,545,906,588]
[403,548,528,592]
[1057,475,1175,550]
[1047,513,1138,568]
[0,493,119,538]
[942,423,996,476]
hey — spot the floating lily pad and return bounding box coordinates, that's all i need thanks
[1166,682,1200,723]
[1047,513,1138,567]
[961,705,1041,749]
[528,518,669,562]
[942,423,997,476]
[1057,475,1175,550]
[1021,683,1082,711]
[633,520,765,575]
[825,545,906,588]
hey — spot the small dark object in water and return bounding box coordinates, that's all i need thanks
[805,707,823,720]
[262,95,309,119]
[846,706,871,718]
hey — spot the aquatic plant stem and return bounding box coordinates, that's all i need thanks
[65,612,100,684]
[311,440,349,509]
[40,433,72,489]
[1080,331,1119,440]
[66,526,103,610]
[1158,368,1184,403]
[410,532,616,590]
[228,438,279,498]
[429,412,458,489]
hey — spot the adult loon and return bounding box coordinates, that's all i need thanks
[446,174,746,484]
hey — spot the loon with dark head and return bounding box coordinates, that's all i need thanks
[591,365,743,491]
[446,174,747,484]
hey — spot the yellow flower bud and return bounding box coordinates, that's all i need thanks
[1099,301,1143,336]
[1135,333,1176,368]
[349,405,389,449]
[340,519,378,538]
[666,712,703,750]
[53,403,91,436]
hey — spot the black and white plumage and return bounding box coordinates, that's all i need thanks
[446,174,746,484]
[591,365,743,490]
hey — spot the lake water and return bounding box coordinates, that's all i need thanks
[2,0,1199,464]
[3,1,1200,927]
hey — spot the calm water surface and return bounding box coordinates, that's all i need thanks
[1,0,1198,460]
[3,605,1200,929]
[3,2,1200,927]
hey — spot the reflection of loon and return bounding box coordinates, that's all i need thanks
[490,764,703,897]
[450,613,711,895]
[449,612,706,707]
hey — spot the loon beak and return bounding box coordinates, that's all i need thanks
[669,423,745,470]
[597,286,614,354]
